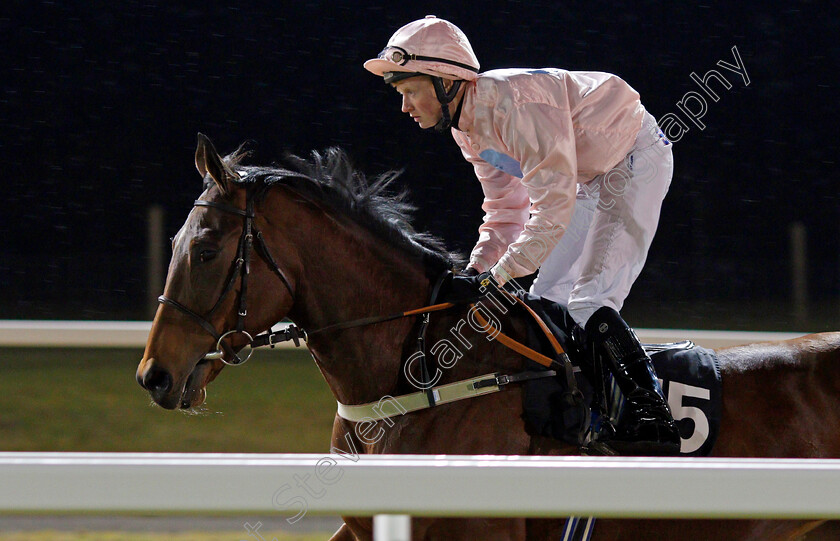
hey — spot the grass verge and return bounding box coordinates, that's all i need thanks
[0,347,336,453]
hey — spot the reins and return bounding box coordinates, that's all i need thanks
[306,302,456,337]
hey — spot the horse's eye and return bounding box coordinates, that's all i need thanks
[199,249,218,263]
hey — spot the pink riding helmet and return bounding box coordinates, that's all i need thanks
[364,15,480,83]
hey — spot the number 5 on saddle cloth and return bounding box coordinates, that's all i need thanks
[516,294,722,457]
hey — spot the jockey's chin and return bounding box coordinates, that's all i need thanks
[411,113,439,129]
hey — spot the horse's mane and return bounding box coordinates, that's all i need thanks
[216,144,466,274]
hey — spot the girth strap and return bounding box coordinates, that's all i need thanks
[335,369,557,423]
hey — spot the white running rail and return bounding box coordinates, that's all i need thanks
[1,453,839,519]
[0,320,806,349]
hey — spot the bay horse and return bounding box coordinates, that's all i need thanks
[137,134,840,540]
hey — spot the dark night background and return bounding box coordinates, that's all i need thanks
[1,1,838,331]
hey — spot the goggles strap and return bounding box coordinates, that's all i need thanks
[380,46,478,74]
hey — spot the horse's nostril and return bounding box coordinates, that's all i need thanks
[142,364,173,396]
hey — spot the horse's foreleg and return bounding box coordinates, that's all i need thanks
[329,521,359,541]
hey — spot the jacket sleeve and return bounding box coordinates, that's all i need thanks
[491,101,578,282]
[452,130,530,273]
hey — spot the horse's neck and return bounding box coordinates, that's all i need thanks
[274,198,434,404]
[291,220,431,330]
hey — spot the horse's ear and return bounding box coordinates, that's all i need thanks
[195,133,239,194]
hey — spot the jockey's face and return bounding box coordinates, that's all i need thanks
[393,76,446,129]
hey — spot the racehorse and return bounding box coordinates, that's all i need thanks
[137,134,840,540]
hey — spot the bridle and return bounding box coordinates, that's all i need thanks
[155,185,573,390]
[154,185,581,427]
[154,183,451,367]
[157,189,296,365]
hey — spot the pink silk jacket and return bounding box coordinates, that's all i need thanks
[451,68,645,281]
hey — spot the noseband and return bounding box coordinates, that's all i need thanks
[158,191,296,365]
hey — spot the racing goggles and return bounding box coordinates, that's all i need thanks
[377,46,479,73]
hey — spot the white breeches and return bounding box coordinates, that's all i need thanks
[530,112,674,326]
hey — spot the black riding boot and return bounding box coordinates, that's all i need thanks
[585,307,680,456]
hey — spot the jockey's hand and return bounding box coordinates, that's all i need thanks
[458,266,481,277]
[446,271,499,302]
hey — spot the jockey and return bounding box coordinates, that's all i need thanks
[364,16,679,455]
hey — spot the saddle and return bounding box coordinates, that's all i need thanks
[514,293,722,457]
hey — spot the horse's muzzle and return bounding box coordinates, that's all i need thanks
[137,359,178,409]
